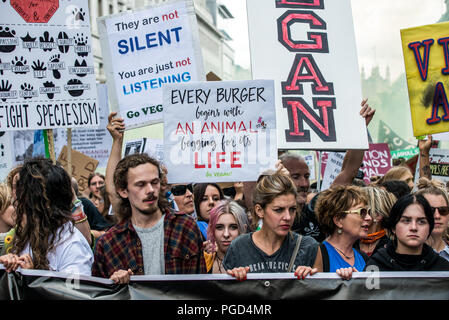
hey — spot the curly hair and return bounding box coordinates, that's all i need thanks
[13,158,74,270]
[113,153,169,221]
[315,185,368,236]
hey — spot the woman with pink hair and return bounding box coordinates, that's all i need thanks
[204,200,249,273]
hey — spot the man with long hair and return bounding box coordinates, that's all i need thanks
[92,113,206,283]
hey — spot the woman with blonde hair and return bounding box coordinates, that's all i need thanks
[355,187,396,256]
[415,177,449,261]
[0,183,15,254]
[223,170,319,281]
[377,166,414,190]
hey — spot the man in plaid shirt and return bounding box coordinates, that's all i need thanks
[92,114,206,283]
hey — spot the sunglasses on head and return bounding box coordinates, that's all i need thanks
[431,206,449,216]
[171,184,193,196]
[341,207,371,218]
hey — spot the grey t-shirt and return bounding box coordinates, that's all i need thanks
[222,232,318,272]
[134,216,165,275]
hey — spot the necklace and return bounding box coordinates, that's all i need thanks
[215,253,225,273]
[332,244,354,259]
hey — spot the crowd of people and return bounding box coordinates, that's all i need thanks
[0,100,449,287]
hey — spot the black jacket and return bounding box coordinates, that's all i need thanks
[364,242,449,271]
[353,235,391,257]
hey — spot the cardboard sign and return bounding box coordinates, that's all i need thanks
[361,143,392,184]
[98,0,204,129]
[246,0,368,150]
[57,145,98,194]
[0,0,99,131]
[401,21,449,137]
[163,80,277,183]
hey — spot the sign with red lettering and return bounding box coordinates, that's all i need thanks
[10,0,59,23]
[361,143,392,184]
[163,80,277,183]
[246,0,368,150]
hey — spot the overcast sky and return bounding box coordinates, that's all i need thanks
[222,0,445,81]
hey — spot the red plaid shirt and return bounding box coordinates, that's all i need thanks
[92,208,206,278]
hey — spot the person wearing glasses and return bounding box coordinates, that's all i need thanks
[364,193,449,271]
[415,178,449,261]
[313,185,372,280]
[170,183,195,215]
[354,187,397,257]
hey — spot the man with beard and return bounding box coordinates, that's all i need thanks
[92,113,206,283]
[280,99,375,242]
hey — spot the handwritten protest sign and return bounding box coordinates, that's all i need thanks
[361,143,392,185]
[58,145,98,194]
[163,80,277,183]
[0,0,98,131]
[413,148,449,186]
[246,0,368,150]
[401,21,449,137]
[98,0,204,129]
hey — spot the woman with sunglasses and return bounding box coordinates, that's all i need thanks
[354,187,396,257]
[194,183,224,240]
[314,185,372,279]
[170,183,195,215]
[415,178,449,261]
[365,193,449,271]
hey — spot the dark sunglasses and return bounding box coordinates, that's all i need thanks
[341,207,371,218]
[171,184,193,196]
[223,186,236,198]
[431,206,449,216]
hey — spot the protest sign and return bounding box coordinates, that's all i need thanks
[401,21,449,137]
[414,148,449,185]
[361,143,392,185]
[0,131,12,182]
[246,0,368,150]
[0,0,99,131]
[55,84,112,168]
[320,151,345,191]
[391,147,419,161]
[163,80,277,183]
[98,0,204,130]
[57,145,98,194]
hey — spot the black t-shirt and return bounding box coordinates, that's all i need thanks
[223,232,318,272]
[291,194,326,243]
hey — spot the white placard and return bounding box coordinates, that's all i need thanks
[414,148,449,186]
[164,80,277,183]
[320,151,345,191]
[246,0,368,150]
[0,0,99,131]
[98,0,204,130]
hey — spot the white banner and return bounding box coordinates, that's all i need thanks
[98,0,204,130]
[246,0,368,150]
[164,80,277,183]
[0,0,99,131]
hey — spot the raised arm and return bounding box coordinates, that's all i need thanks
[418,135,432,180]
[331,99,375,187]
[105,112,126,215]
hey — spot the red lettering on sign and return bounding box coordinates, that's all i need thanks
[11,0,59,23]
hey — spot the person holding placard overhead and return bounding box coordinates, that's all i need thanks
[223,170,319,281]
